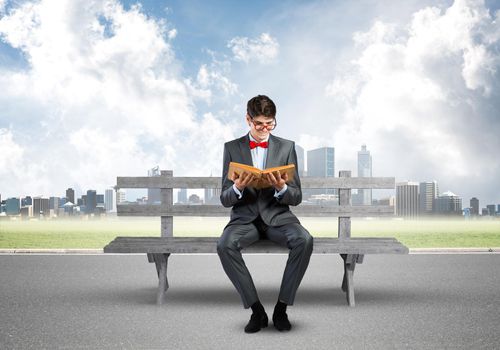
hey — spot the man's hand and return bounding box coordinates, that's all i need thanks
[265,170,288,192]
[231,172,255,191]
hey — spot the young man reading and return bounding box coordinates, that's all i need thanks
[217,95,313,333]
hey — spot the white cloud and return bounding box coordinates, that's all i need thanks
[167,28,177,39]
[157,112,239,177]
[68,127,159,191]
[324,0,500,200]
[184,49,239,106]
[228,32,279,64]
[0,128,23,170]
[404,0,499,96]
[0,0,234,198]
[195,63,238,96]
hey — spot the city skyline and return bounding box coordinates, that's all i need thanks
[1,141,497,209]
[2,142,499,218]
[2,178,499,218]
[1,0,499,205]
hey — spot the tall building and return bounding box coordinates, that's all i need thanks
[105,189,115,212]
[486,204,496,216]
[307,147,335,197]
[49,197,60,210]
[204,187,222,204]
[116,189,126,204]
[33,197,50,218]
[307,147,335,177]
[202,173,221,205]
[20,206,32,218]
[148,166,162,204]
[435,191,462,216]
[22,196,33,206]
[6,198,20,215]
[396,182,419,218]
[86,190,97,214]
[66,188,75,204]
[97,194,104,204]
[295,145,305,177]
[357,145,372,206]
[419,181,439,215]
[470,197,479,216]
[178,188,187,203]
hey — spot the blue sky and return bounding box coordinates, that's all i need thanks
[1,0,499,206]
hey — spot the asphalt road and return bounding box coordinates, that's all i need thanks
[1,254,499,349]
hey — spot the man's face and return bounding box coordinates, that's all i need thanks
[246,114,276,142]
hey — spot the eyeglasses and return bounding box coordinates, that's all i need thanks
[250,119,277,130]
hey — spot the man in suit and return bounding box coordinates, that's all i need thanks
[217,95,313,333]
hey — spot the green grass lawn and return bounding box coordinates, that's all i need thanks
[0,217,499,249]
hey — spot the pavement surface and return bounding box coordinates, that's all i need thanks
[1,254,499,349]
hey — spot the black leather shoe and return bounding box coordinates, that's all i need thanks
[272,312,291,331]
[244,312,268,333]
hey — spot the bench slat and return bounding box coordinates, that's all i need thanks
[103,237,409,254]
[107,237,399,243]
[106,237,400,246]
[117,176,395,189]
[116,204,395,217]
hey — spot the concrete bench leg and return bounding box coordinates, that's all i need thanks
[340,254,358,307]
[147,253,171,305]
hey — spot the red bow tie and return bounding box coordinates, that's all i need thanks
[249,141,268,149]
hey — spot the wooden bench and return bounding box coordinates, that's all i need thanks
[104,170,409,306]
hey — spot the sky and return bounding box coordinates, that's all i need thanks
[0,0,499,207]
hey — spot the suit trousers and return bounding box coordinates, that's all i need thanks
[217,216,313,308]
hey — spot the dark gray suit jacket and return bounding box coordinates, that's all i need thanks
[220,133,302,227]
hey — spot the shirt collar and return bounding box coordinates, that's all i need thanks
[248,132,269,143]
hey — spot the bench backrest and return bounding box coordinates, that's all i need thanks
[116,170,395,239]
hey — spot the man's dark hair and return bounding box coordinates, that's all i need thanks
[247,95,276,119]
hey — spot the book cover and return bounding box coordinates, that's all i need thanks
[227,162,295,189]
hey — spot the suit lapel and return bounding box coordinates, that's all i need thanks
[237,134,258,197]
[238,133,253,166]
[265,134,281,169]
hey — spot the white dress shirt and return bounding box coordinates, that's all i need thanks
[232,133,288,199]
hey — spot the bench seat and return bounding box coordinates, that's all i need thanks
[104,236,408,306]
[104,236,409,254]
[106,170,409,306]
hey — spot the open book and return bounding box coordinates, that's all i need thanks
[227,162,295,189]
